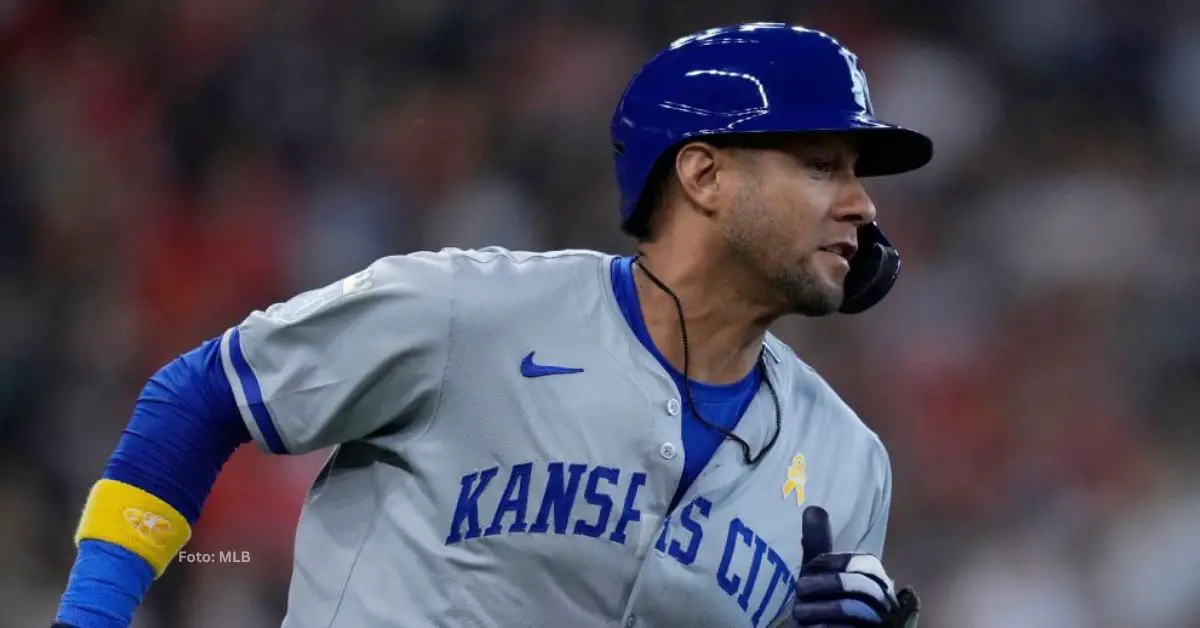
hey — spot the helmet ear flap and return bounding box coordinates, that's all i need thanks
[838,222,900,315]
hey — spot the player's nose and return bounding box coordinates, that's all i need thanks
[832,176,877,227]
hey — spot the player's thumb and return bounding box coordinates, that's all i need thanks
[801,506,832,566]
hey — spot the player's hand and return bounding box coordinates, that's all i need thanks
[791,506,920,628]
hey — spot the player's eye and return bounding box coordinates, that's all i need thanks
[806,158,838,175]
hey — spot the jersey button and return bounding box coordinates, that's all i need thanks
[659,442,677,460]
[665,399,681,416]
[625,616,636,628]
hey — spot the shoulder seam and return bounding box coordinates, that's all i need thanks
[446,247,608,269]
[406,252,456,448]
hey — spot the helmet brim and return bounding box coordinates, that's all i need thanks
[842,124,934,177]
[727,121,934,177]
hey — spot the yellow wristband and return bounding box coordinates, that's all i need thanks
[74,479,193,578]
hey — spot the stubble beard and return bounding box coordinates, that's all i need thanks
[772,259,843,317]
[724,205,844,318]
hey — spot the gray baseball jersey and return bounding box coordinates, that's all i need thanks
[218,247,893,628]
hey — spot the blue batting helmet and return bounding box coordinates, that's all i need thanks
[610,22,934,314]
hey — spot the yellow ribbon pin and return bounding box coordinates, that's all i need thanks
[782,454,807,505]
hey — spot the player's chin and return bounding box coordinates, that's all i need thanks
[787,290,842,317]
[813,283,846,316]
[779,269,843,317]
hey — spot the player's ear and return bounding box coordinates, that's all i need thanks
[673,141,726,217]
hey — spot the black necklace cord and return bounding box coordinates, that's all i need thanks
[632,255,782,466]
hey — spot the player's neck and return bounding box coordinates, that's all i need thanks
[632,248,777,385]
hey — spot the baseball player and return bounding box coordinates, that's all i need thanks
[56,22,930,628]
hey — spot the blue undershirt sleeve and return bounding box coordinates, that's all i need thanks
[56,335,251,627]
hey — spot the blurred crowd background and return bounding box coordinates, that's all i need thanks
[2,0,1198,626]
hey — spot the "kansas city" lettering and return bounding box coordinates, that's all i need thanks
[444,461,796,627]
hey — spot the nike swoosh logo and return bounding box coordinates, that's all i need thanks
[520,352,584,378]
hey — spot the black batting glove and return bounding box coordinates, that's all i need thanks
[791,506,920,628]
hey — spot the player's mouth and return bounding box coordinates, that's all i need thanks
[818,241,857,262]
